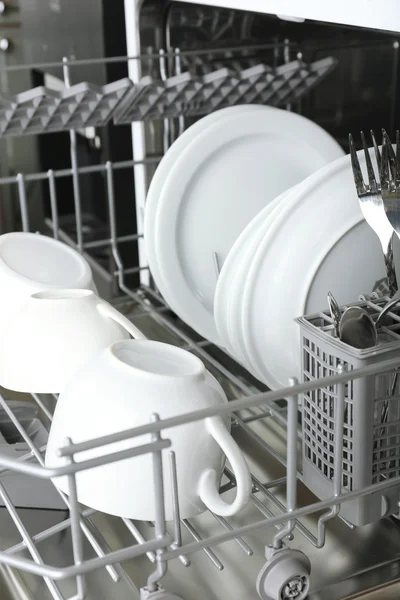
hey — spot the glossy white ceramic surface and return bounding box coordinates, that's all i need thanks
[45,339,251,520]
[145,105,344,342]
[0,232,96,331]
[0,289,144,393]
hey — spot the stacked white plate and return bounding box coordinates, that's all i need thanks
[214,149,387,389]
[144,104,344,344]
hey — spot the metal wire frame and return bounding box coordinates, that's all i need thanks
[0,34,399,598]
[0,43,302,75]
[0,52,361,596]
[1,357,400,590]
[3,155,400,594]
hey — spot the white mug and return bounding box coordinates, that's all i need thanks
[0,232,96,330]
[45,339,252,520]
[0,289,145,393]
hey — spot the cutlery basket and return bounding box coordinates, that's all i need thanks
[296,298,400,526]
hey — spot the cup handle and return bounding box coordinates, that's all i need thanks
[97,300,146,340]
[198,416,252,516]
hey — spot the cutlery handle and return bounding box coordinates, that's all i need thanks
[97,301,146,340]
[198,416,252,516]
[327,291,341,337]
[384,236,398,297]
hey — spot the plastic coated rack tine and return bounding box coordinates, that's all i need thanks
[181,519,224,570]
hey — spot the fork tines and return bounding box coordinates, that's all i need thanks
[349,133,367,195]
[349,129,400,194]
[349,128,400,297]
[349,130,380,195]
[381,129,400,189]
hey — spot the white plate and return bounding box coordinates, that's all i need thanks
[232,187,301,381]
[214,192,283,357]
[152,105,344,342]
[237,173,330,384]
[145,106,263,291]
[216,201,276,363]
[217,187,294,374]
[241,150,386,389]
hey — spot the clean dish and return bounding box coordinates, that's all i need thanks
[147,105,344,342]
[144,105,263,291]
[0,232,96,331]
[45,339,252,520]
[228,187,299,376]
[241,150,385,389]
[0,289,144,393]
[214,186,294,368]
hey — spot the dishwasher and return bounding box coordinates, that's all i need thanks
[1,2,400,600]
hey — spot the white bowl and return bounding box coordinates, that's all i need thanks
[45,339,252,520]
[0,289,144,393]
[0,232,96,330]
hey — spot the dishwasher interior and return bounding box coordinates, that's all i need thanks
[1,2,400,600]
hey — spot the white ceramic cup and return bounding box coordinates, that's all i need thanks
[45,339,252,520]
[0,289,145,393]
[0,232,96,330]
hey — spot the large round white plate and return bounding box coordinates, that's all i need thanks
[241,150,385,389]
[214,189,288,358]
[145,106,263,291]
[225,188,296,373]
[231,186,302,381]
[236,170,337,384]
[153,105,344,342]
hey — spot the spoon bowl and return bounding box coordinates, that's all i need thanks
[339,306,377,349]
[376,290,400,327]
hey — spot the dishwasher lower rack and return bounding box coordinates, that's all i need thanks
[1,295,400,600]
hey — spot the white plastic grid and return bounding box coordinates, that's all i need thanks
[0,53,337,137]
[302,340,354,491]
[298,298,400,525]
[113,56,337,123]
[0,79,133,137]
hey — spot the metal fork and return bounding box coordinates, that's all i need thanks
[352,130,400,459]
[349,131,398,297]
[381,129,400,241]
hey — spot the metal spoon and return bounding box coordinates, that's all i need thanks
[327,291,341,337]
[339,306,378,349]
[376,289,400,327]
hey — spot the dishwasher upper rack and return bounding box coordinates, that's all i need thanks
[0,51,336,137]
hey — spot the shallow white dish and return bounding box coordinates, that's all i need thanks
[241,150,385,389]
[151,105,344,342]
[144,106,259,292]
[215,187,294,373]
[230,188,299,380]
[214,197,274,359]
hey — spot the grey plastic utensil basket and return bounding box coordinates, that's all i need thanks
[296,297,400,526]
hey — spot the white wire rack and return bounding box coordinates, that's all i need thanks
[3,342,400,600]
[1,41,400,600]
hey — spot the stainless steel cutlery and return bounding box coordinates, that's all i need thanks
[349,130,398,297]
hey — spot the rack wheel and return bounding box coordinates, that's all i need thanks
[256,549,311,600]
[140,587,184,600]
